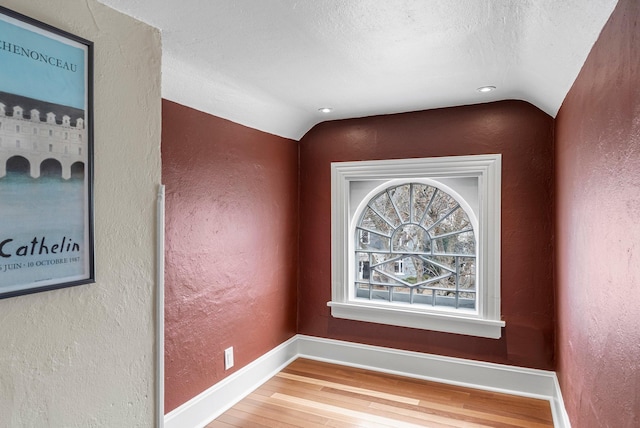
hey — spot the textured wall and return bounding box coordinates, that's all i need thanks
[162,100,298,413]
[299,100,555,370]
[555,0,640,426]
[0,1,161,427]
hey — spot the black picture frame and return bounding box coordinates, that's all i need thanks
[0,6,94,299]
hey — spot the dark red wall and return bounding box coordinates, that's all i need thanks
[162,100,299,412]
[555,0,640,426]
[298,100,555,369]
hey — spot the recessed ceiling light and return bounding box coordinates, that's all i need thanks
[318,107,333,113]
[477,86,496,93]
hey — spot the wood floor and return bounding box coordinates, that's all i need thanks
[207,358,554,428]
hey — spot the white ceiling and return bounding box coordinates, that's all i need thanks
[97,0,618,140]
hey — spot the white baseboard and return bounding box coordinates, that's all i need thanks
[551,375,572,428]
[165,334,570,428]
[164,335,298,428]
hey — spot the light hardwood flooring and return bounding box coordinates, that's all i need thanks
[207,358,554,427]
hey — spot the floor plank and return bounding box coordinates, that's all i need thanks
[206,358,554,428]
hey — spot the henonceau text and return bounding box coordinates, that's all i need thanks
[0,39,78,72]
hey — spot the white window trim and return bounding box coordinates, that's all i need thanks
[329,154,505,339]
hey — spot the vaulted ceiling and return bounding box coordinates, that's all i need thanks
[98,0,618,140]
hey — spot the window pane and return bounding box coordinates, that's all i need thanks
[459,274,475,291]
[376,259,401,277]
[458,256,475,267]
[421,191,458,229]
[356,252,370,280]
[459,257,476,288]
[432,230,475,255]
[412,184,436,224]
[387,184,411,224]
[391,224,430,253]
[371,270,404,285]
[431,206,472,237]
[360,206,392,235]
[391,286,412,302]
[371,192,402,228]
[357,229,390,252]
[417,259,450,282]
[371,253,400,265]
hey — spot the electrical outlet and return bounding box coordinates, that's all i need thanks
[224,347,234,370]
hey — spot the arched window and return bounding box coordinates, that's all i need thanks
[330,155,504,338]
[354,181,477,310]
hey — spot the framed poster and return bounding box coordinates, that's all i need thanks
[0,6,94,299]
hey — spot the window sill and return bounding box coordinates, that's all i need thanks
[327,301,505,339]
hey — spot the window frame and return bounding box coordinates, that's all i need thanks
[329,154,505,339]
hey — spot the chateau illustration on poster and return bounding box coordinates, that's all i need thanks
[0,6,94,299]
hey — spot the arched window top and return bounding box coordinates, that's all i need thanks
[354,179,478,239]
